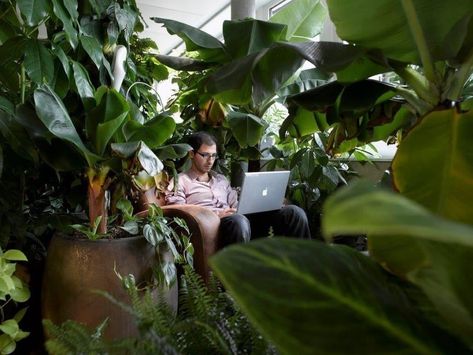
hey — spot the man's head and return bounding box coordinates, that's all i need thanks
[187,132,218,175]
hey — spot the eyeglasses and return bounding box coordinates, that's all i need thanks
[196,151,218,160]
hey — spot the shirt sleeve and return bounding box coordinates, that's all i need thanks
[226,180,238,208]
[165,176,187,205]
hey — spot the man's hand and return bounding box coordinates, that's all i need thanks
[216,208,237,218]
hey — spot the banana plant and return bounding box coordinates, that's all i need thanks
[152,0,329,158]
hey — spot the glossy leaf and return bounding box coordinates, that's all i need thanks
[323,180,473,346]
[270,0,327,42]
[72,61,94,100]
[151,17,227,61]
[326,0,473,63]
[155,54,213,71]
[23,39,54,84]
[80,35,104,69]
[392,109,473,225]
[222,19,286,58]
[154,143,192,160]
[3,250,27,261]
[211,238,447,355]
[33,85,99,166]
[17,0,51,26]
[51,0,78,49]
[227,112,266,148]
[122,114,175,149]
[137,142,163,176]
[95,112,128,156]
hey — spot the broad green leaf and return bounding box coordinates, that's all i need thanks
[227,112,266,148]
[17,0,51,26]
[323,181,473,346]
[222,19,286,58]
[371,105,413,141]
[0,36,27,67]
[270,0,327,42]
[392,109,473,225]
[111,141,140,159]
[23,39,54,84]
[114,3,137,41]
[277,68,331,98]
[143,224,163,246]
[211,238,448,355]
[51,0,78,49]
[0,145,2,178]
[252,43,305,104]
[0,97,14,115]
[52,45,70,78]
[72,61,94,100]
[206,53,256,104]
[63,0,79,23]
[326,0,473,63]
[122,114,175,149]
[95,112,128,156]
[280,107,319,139]
[151,17,227,61]
[33,85,99,166]
[80,35,104,69]
[3,250,27,262]
[9,283,30,303]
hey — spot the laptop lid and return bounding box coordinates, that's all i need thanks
[236,171,290,215]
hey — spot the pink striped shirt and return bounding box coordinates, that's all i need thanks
[165,170,238,212]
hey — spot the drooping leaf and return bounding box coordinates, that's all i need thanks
[270,0,327,42]
[211,238,451,355]
[137,142,163,176]
[222,19,287,58]
[17,0,51,26]
[33,85,99,166]
[392,109,473,225]
[95,112,128,156]
[155,54,214,71]
[154,143,192,160]
[280,106,319,139]
[23,39,54,84]
[326,0,473,63]
[151,17,227,61]
[227,112,266,148]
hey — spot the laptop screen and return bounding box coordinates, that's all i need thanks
[236,171,290,215]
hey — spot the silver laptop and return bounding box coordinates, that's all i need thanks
[236,171,290,215]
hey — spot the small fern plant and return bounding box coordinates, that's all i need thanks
[44,266,276,354]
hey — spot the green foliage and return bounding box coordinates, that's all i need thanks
[44,267,275,354]
[0,249,29,354]
[71,216,105,240]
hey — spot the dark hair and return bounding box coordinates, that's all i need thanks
[187,131,217,151]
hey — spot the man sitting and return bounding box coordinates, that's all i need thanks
[166,131,311,247]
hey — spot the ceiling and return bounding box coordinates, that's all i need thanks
[136,0,280,55]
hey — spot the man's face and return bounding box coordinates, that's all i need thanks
[190,143,217,174]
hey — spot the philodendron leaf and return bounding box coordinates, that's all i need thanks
[211,238,451,355]
[34,85,99,166]
[270,0,327,42]
[392,109,473,226]
[227,111,266,148]
[17,0,51,26]
[323,180,473,346]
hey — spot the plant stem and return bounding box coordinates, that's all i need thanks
[444,47,473,101]
[20,65,26,104]
[400,0,436,83]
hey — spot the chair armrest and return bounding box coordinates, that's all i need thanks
[161,205,220,283]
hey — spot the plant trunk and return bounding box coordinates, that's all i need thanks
[87,166,110,234]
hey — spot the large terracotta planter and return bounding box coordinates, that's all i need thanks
[42,233,177,340]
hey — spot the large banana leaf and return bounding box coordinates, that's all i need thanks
[150,17,227,61]
[323,181,473,347]
[227,112,265,148]
[211,238,460,354]
[326,0,473,63]
[122,114,175,149]
[222,19,286,58]
[392,109,473,226]
[270,0,327,42]
[33,85,99,166]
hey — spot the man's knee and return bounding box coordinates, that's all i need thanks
[281,205,307,221]
[278,205,311,239]
[219,213,251,246]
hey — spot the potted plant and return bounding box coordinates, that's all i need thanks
[0,0,194,340]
